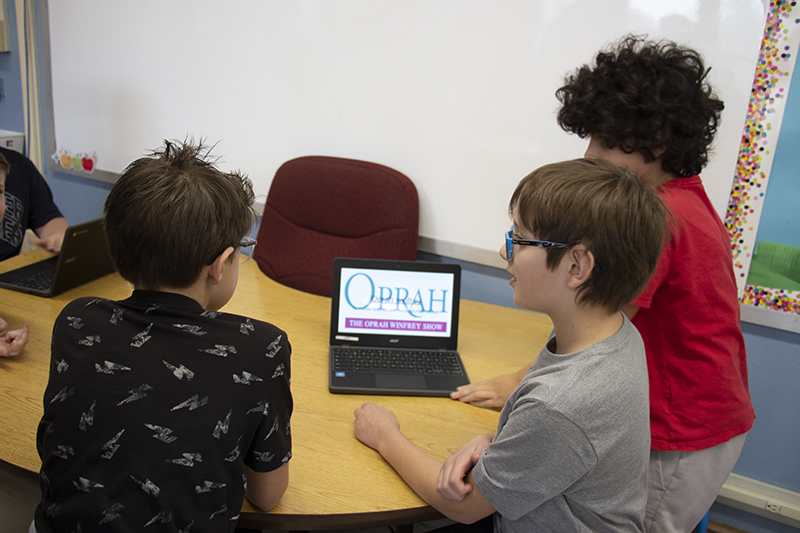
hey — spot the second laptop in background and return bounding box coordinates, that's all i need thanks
[0,218,115,297]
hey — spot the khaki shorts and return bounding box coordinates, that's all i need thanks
[645,433,747,533]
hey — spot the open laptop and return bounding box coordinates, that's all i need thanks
[329,257,469,396]
[0,218,115,297]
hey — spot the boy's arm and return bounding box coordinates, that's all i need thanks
[244,463,289,511]
[449,363,531,408]
[436,432,494,501]
[354,402,496,524]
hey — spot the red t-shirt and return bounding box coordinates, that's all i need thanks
[632,176,755,451]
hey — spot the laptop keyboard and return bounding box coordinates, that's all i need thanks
[13,270,55,291]
[332,347,464,375]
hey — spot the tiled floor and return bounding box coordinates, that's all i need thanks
[0,460,449,533]
[0,461,38,533]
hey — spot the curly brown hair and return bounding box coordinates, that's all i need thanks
[556,35,724,177]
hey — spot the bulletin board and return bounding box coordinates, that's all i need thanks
[41,0,767,267]
[728,0,800,332]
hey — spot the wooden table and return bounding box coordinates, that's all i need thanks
[0,250,552,530]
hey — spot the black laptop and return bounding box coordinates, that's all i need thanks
[0,218,115,297]
[329,257,469,396]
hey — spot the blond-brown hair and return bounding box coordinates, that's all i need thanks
[510,158,669,312]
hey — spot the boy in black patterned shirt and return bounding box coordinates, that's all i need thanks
[34,140,292,532]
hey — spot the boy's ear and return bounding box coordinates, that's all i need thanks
[565,245,595,290]
[207,246,235,285]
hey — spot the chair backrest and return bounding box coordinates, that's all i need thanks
[254,156,419,297]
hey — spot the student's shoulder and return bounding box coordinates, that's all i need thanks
[209,314,292,372]
[0,146,23,164]
[523,321,644,399]
[53,297,116,338]
[660,175,728,241]
[0,147,38,175]
[211,311,287,337]
[59,296,114,315]
[207,311,291,354]
[659,176,712,211]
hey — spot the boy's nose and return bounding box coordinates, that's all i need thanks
[499,245,509,261]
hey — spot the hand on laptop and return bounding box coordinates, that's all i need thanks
[449,363,532,408]
[31,235,63,253]
[32,217,69,253]
[0,318,29,357]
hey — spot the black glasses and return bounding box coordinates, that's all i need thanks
[206,237,258,265]
[505,224,570,259]
[237,236,257,265]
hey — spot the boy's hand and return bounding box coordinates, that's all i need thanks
[1,323,29,357]
[32,217,69,254]
[449,366,529,408]
[437,433,493,501]
[31,234,63,253]
[353,402,400,452]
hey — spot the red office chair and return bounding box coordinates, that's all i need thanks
[254,156,419,297]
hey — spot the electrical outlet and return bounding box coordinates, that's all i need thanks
[766,501,782,514]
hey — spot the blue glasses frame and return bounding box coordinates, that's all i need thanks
[505,224,570,259]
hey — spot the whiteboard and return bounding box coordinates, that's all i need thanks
[45,0,766,262]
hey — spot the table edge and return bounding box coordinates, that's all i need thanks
[237,505,444,530]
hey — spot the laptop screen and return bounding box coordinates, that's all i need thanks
[330,258,461,350]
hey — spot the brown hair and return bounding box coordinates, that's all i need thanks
[510,158,669,312]
[556,35,724,177]
[0,151,10,176]
[103,139,256,290]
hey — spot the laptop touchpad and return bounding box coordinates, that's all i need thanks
[375,374,427,390]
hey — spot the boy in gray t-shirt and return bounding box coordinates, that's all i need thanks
[353,158,669,532]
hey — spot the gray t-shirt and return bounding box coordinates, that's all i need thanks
[472,315,649,533]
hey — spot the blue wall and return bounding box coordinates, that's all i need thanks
[0,1,24,133]
[736,323,800,488]
[1,1,797,530]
